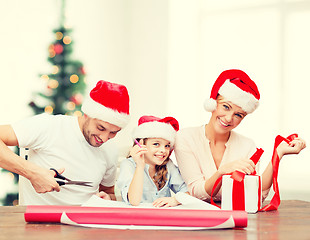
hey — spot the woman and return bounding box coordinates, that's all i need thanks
[174,69,306,202]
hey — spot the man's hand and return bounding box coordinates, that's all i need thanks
[96,191,112,200]
[99,185,116,201]
[27,165,64,193]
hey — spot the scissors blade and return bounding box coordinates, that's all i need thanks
[64,181,93,187]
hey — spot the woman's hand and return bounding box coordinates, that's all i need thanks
[152,196,180,208]
[130,139,148,167]
[277,137,306,159]
[218,159,256,175]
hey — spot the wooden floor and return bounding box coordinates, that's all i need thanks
[1,200,310,240]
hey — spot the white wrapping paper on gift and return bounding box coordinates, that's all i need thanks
[221,175,262,213]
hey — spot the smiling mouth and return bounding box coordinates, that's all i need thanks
[94,136,103,144]
[154,154,166,160]
[219,118,230,127]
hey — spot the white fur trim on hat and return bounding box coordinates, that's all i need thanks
[82,97,130,128]
[219,80,259,113]
[132,121,177,146]
[204,98,217,112]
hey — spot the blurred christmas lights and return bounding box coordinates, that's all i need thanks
[48,79,59,89]
[52,65,59,74]
[66,101,76,111]
[63,36,71,44]
[44,105,54,114]
[70,74,79,83]
[55,31,63,40]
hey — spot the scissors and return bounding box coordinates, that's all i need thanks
[50,168,93,187]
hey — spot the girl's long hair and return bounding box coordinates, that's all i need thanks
[153,157,169,190]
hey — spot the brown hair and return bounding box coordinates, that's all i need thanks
[153,158,169,190]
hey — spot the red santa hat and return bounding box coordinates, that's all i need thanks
[204,69,260,114]
[81,80,130,128]
[132,115,179,147]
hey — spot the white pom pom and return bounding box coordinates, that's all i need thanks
[204,98,217,112]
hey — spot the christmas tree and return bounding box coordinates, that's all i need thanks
[29,1,86,115]
[0,0,86,206]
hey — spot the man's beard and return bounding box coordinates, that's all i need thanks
[82,118,96,147]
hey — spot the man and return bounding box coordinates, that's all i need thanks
[0,80,130,205]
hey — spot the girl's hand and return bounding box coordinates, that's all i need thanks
[218,159,256,175]
[277,137,306,158]
[130,139,148,167]
[96,191,111,200]
[152,196,180,208]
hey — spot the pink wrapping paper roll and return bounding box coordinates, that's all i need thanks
[25,205,247,228]
[25,206,99,223]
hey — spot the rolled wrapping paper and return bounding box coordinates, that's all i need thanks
[61,208,246,228]
[25,205,247,228]
[24,205,99,223]
[24,193,247,229]
[60,212,236,230]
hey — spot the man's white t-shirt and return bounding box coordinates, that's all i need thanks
[12,114,118,205]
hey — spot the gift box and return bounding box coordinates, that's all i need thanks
[212,135,299,213]
[221,174,262,213]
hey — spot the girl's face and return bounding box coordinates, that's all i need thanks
[144,138,171,166]
[211,97,247,134]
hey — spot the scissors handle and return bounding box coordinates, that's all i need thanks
[56,180,66,186]
[50,168,68,181]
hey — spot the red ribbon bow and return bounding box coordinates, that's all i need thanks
[231,148,264,182]
[211,134,298,212]
[210,148,264,210]
[260,134,298,211]
[230,148,264,211]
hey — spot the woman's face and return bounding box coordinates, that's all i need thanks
[144,138,171,166]
[211,97,247,134]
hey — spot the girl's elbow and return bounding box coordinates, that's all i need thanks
[129,200,140,206]
[128,196,141,206]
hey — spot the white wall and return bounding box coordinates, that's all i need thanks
[0,0,309,202]
[167,0,310,200]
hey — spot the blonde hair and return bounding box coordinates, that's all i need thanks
[216,94,225,102]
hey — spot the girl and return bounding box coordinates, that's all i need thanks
[174,69,306,202]
[117,115,188,207]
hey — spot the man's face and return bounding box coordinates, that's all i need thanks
[82,116,121,147]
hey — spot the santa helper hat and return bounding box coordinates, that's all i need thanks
[81,80,130,128]
[132,115,179,147]
[204,69,260,114]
